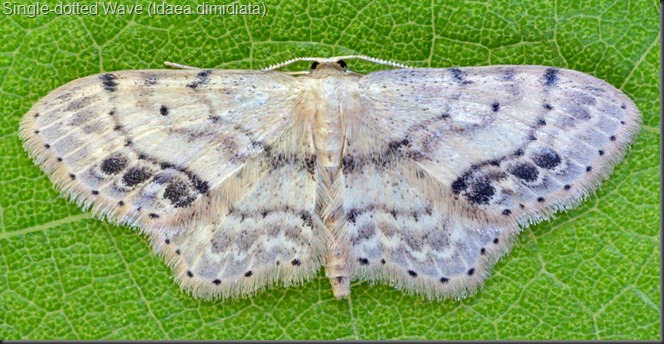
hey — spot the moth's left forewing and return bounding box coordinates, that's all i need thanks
[357,66,640,226]
[19,69,301,237]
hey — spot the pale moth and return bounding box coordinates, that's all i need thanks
[19,56,640,300]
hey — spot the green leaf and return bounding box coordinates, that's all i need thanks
[1,0,659,339]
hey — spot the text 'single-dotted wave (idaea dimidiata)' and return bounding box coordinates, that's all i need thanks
[19,56,641,301]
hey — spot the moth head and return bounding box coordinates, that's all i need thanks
[310,59,347,72]
[263,55,408,74]
[307,59,349,78]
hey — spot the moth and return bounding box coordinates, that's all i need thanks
[19,56,640,300]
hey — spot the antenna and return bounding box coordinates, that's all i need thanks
[263,55,411,71]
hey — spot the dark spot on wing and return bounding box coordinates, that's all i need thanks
[492,101,500,112]
[408,270,417,277]
[543,68,558,86]
[532,148,561,169]
[451,175,468,194]
[440,277,449,283]
[101,156,127,175]
[123,167,151,186]
[244,271,253,277]
[346,208,359,224]
[388,138,409,152]
[192,177,209,194]
[510,162,538,182]
[502,209,511,215]
[187,270,193,277]
[160,105,169,116]
[452,172,497,205]
[586,166,592,172]
[450,68,472,85]
[187,70,211,89]
[467,268,475,276]
[466,176,495,205]
[213,279,221,285]
[304,155,316,176]
[537,197,545,202]
[291,259,301,266]
[358,258,369,265]
[164,180,195,208]
[149,213,159,219]
[300,212,313,227]
[160,162,175,170]
[99,74,118,92]
[342,155,356,172]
